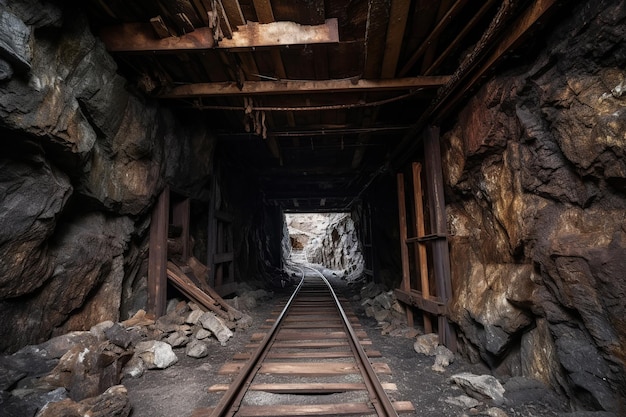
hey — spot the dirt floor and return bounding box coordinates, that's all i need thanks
[123,275,570,417]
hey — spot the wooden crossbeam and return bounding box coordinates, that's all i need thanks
[100,19,340,53]
[159,76,450,98]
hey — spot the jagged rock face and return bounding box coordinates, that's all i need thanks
[443,0,626,412]
[0,1,215,352]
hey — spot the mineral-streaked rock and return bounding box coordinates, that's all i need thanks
[413,333,439,356]
[450,373,505,405]
[200,312,233,346]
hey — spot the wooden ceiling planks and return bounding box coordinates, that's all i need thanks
[380,0,411,79]
[362,0,390,80]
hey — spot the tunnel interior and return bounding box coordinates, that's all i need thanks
[1,0,625,415]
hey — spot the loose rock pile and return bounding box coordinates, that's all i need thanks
[358,281,419,339]
[0,292,259,417]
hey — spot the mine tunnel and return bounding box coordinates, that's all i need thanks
[1,0,625,416]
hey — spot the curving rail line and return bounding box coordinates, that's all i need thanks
[197,265,412,417]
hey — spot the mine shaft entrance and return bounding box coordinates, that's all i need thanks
[283,212,365,281]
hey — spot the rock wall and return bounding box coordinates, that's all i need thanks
[442,0,626,412]
[0,2,215,352]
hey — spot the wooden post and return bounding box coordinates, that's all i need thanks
[412,162,433,334]
[396,173,414,327]
[423,126,457,351]
[172,197,191,260]
[207,179,216,287]
[148,186,170,318]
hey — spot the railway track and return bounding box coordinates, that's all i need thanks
[192,266,414,417]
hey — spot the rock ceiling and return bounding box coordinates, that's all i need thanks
[83,0,565,211]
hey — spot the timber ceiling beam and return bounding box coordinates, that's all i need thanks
[158,76,450,98]
[100,19,339,53]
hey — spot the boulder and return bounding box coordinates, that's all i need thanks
[195,329,212,340]
[185,309,204,325]
[413,333,439,356]
[122,356,145,379]
[135,340,177,369]
[35,384,130,417]
[432,345,455,373]
[450,373,505,405]
[444,394,482,409]
[164,331,189,348]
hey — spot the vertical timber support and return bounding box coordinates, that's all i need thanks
[396,173,414,327]
[423,126,457,351]
[148,186,170,318]
[172,197,191,261]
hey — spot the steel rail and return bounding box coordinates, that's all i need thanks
[300,265,399,417]
[209,275,306,417]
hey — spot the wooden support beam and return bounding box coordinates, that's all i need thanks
[398,0,469,77]
[171,197,191,260]
[363,0,390,79]
[218,19,339,48]
[394,289,446,316]
[396,173,413,327]
[159,76,450,98]
[380,0,411,78]
[252,0,275,23]
[423,126,456,351]
[412,162,432,334]
[221,0,246,28]
[148,187,169,317]
[100,23,214,52]
[100,19,338,53]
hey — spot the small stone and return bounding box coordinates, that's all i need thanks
[414,333,439,356]
[195,329,212,340]
[373,291,393,310]
[135,341,178,369]
[185,309,204,325]
[200,312,233,346]
[185,340,209,358]
[89,321,114,340]
[121,310,155,328]
[236,314,253,330]
[444,395,482,409]
[374,308,390,322]
[178,324,193,336]
[432,345,455,372]
[105,323,135,349]
[485,407,509,417]
[122,356,145,379]
[164,331,189,348]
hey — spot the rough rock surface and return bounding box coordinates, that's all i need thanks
[441,0,626,412]
[0,0,215,352]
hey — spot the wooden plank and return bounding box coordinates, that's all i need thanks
[394,288,446,316]
[149,16,173,39]
[171,197,190,260]
[363,0,390,79]
[398,0,469,76]
[396,173,413,327]
[380,0,411,78]
[220,361,390,376]
[219,18,339,48]
[208,382,397,393]
[147,187,169,317]
[159,76,449,98]
[412,162,432,333]
[221,0,246,27]
[424,126,456,351]
[100,23,214,53]
[192,401,414,416]
[247,340,372,349]
[166,261,231,320]
[275,331,368,340]
[252,0,274,23]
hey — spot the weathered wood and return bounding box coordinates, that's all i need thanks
[252,0,274,23]
[220,0,246,28]
[147,187,169,317]
[149,16,172,39]
[363,0,390,79]
[396,173,414,327]
[394,288,446,316]
[100,23,214,53]
[166,261,231,320]
[219,18,339,48]
[399,0,470,76]
[412,162,432,333]
[380,0,411,78]
[208,382,396,393]
[219,361,391,376]
[171,197,190,260]
[246,340,373,349]
[192,401,414,416]
[159,76,449,98]
[424,126,457,351]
